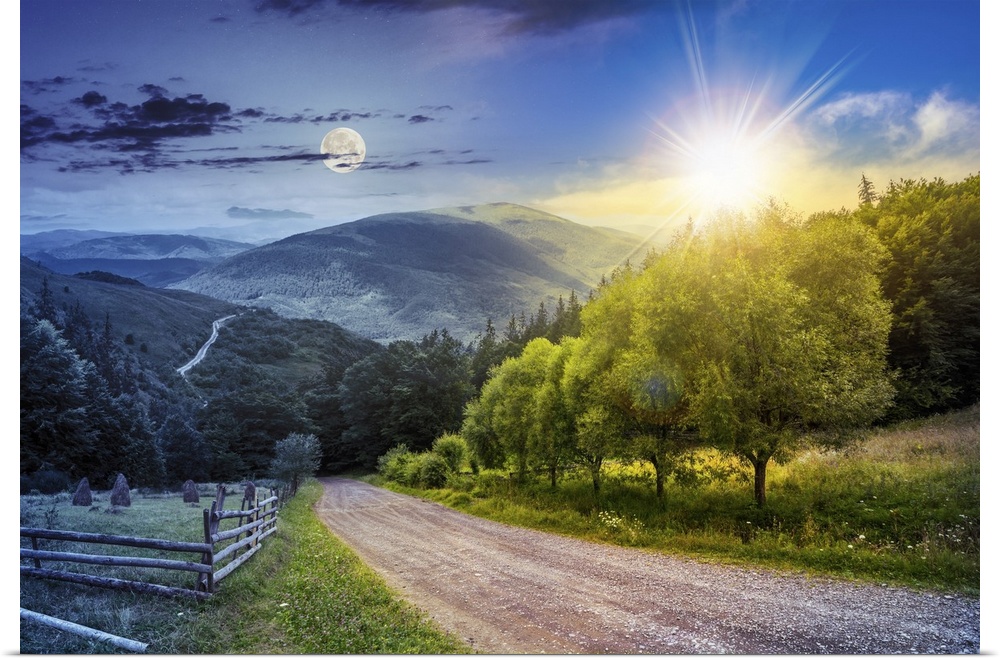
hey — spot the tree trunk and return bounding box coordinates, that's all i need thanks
[549,463,557,488]
[589,456,603,495]
[650,454,664,499]
[753,457,768,508]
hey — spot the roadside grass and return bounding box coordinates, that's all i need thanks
[377,406,979,596]
[19,480,469,654]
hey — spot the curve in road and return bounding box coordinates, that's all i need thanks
[177,314,236,377]
[314,477,979,655]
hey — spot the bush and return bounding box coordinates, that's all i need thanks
[377,445,451,489]
[415,453,451,489]
[432,434,468,473]
[22,469,71,495]
[377,444,416,484]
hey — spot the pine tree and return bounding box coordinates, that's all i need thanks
[858,172,878,206]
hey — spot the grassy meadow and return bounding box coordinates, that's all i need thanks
[19,481,469,654]
[377,406,980,595]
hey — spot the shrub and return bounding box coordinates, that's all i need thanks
[416,453,451,489]
[432,434,468,473]
[377,444,416,484]
[23,469,71,495]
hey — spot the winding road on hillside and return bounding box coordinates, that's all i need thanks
[176,314,236,377]
[314,477,979,654]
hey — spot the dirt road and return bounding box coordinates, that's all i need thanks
[314,477,979,654]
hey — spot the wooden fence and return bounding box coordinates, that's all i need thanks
[20,484,280,601]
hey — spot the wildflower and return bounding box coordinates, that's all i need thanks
[279,603,290,607]
[848,544,854,549]
[858,534,866,540]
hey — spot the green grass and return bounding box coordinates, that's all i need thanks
[20,481,470,654]
[377,406,979,596]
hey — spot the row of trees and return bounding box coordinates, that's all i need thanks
[463,203,897,506]
[310,293,584,472]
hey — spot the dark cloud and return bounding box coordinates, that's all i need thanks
[419,104,454,112]
[254,0,325,16]
[74,91,108,108]
[444,158,492,165]
[138,83,169,98]
[21,84,240,166]
[20,106,57,149]
[255,0,659,34]
[53,149,319,175]
[21,75,471,174]
[227,206,314,219]
[21,85,240,161]
[22,76,78,94]
[362,160,423,171]
[264,110,378,124]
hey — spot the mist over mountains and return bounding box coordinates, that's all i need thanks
[173,203,649,343]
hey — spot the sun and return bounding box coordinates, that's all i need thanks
[685,132,766,212]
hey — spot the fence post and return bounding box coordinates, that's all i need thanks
[251,493,259,549]
[30,535,42,569]
[198,507,213,593]
[198,485,226,593]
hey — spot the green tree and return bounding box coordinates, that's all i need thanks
[338,330,472,467]
[855,175,979,417]
[270,432,322,495]
[470,339,552,481]
[561,336,631,496]
[20,316,99,479]
[431,433,468,473]
[636,204,894,507]
[198,365,314,479]
[530,340,577,487]
[157,412,211,484]
[577,259,695,499]
[858,172,878,206]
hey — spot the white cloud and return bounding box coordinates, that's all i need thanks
[809,89,979,166]
[908,91,980,157]
[814,91,909,124]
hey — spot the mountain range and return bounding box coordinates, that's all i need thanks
[173,203,650,343]
[22,234,256,288]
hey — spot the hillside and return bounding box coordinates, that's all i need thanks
[173,203,648,342]
[23,234,255,287]
[21,258,241,371]
[21,258,378,389]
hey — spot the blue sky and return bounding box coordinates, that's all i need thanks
[19,0,982,240]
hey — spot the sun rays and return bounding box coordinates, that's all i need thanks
[641,6,852,232]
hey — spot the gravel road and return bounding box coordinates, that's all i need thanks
[314,477,979,654]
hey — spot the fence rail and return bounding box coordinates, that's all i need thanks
[20,484,280,601]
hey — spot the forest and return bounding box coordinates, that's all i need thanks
[20,175,978,503]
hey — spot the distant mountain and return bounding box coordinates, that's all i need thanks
[173,203,649,343]
[20,229,128,254]
[23,234,256,288]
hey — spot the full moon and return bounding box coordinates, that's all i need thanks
[320,127,366,173]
